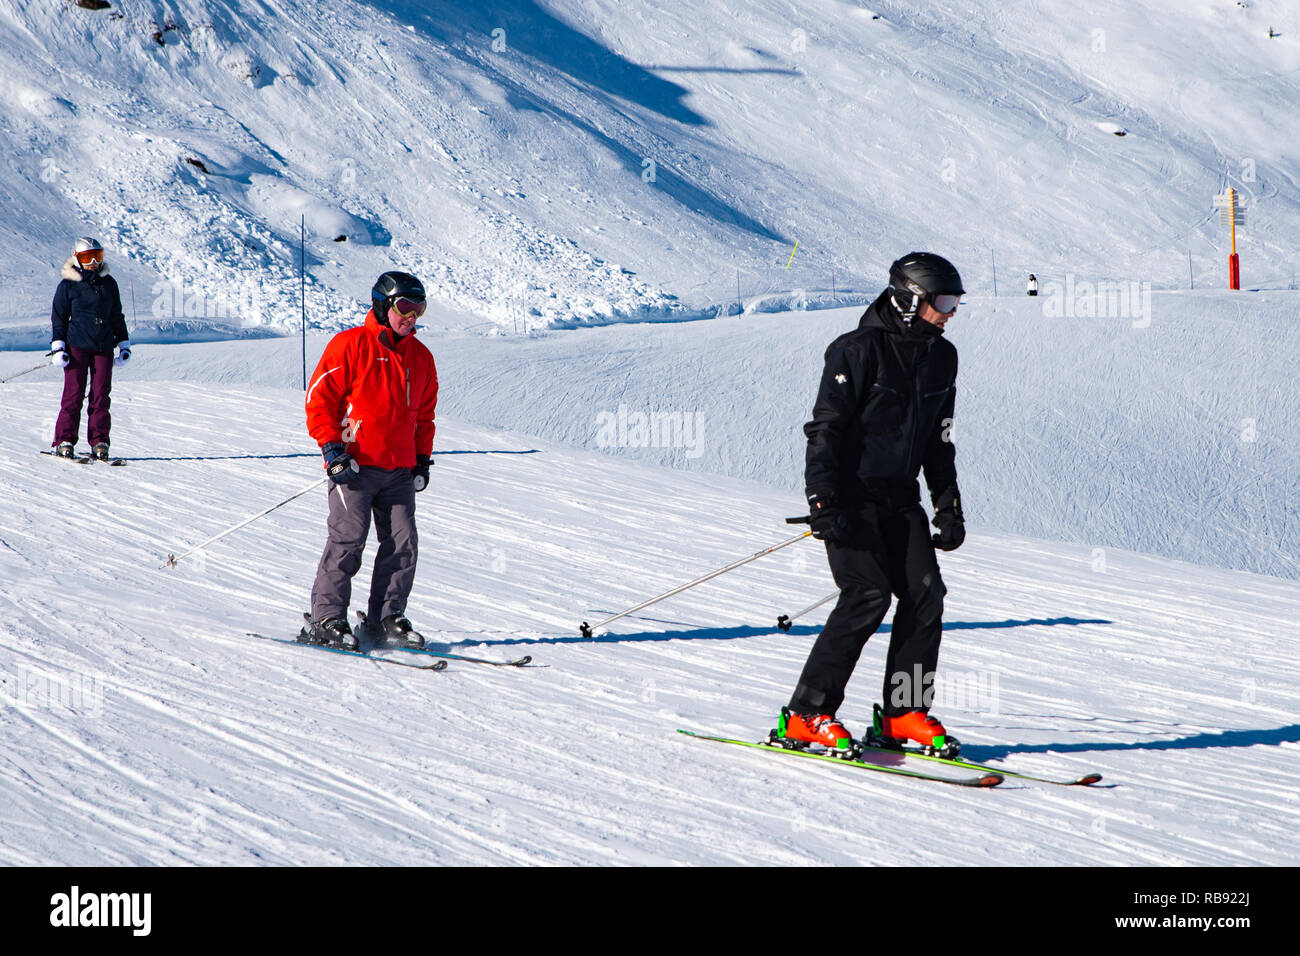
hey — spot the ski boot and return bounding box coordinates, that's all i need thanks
[867,703,960,758]
[361,613,426,649]
[54,441,77,459]
[768,707,856,755]
[298,615,358,651]
[91,442,111,461]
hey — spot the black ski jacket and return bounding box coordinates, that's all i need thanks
[50,258,128,354]
[804,291,958,507]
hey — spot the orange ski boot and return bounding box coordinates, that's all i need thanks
[869,704,960,757]
[775,707,855,751]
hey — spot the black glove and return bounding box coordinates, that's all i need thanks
[322,441,359,484]
[412,454,431,492]
[808,491,851,545]
[930,486,965,552]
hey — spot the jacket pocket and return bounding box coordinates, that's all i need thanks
[862,383,905,437]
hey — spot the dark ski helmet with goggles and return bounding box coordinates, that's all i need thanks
[888,252,964,324]
[370,271,427,327]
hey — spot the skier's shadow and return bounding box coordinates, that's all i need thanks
[122,452,321,462]
[960,725,1300,762]
[122,449,541,462]
[472,615,1112,648]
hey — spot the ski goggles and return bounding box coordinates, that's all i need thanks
[391,297,426,320]
[75,249,104,266]
[928,293,961,314]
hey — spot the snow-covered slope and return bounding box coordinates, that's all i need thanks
[2,0,1298,869]
[1,375,1298,865]
[3,0,1298,338]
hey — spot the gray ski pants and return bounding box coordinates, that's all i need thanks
[311,466,418,624]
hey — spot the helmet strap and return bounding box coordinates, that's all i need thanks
[890,291,919,324]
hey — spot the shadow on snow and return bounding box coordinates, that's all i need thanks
[470,614,1113,647]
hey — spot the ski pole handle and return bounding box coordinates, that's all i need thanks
[580,529,813,637]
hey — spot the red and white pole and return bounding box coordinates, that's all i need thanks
[1228,188,1241,290]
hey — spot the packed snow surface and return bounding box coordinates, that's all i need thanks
[1,338,1298,865]
[1,0,1298,867]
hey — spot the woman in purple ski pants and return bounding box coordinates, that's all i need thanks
[49,238,131,460]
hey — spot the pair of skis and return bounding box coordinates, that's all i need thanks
[40,449,126,466]
[678,729,1103,788]
[245,612,535,671]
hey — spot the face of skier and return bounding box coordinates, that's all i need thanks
[917,296,957,331]
[387,297,425,336]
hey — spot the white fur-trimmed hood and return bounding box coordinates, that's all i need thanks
[61,256,111,281]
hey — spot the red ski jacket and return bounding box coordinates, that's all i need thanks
[306,310,439,469]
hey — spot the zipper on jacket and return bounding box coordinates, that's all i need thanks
[406,369,411,406]
[910,350,925,474]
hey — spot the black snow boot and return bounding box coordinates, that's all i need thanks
[299,616,358,650]
[371,614,426,649]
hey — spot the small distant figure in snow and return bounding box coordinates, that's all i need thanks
[1027,273,1039,296]
[301,272,439,652]
[1268,27,1279,38]
[49,237,131,462]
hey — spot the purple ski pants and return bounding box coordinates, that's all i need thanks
[53,345,114,447]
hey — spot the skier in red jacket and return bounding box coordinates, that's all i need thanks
[301,272,439,650]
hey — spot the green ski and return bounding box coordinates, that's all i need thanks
[677,730,1004,787]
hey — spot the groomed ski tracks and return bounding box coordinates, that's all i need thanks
[246,632,448,670]
[678,730,1005,787]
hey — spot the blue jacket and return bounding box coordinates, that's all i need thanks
[51,257,128,354]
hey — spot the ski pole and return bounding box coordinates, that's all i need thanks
[777,590,839,631]
[579,527,814,637]
[163,474,329,569]
[1,352,57,384]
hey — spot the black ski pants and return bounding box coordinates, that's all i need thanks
[789,497,946,719]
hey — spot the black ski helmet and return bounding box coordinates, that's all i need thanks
[370,271,425,324]
[888,252,964,321]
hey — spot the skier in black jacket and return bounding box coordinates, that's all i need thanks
[777,252,966,756]
[49,237,131,460]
